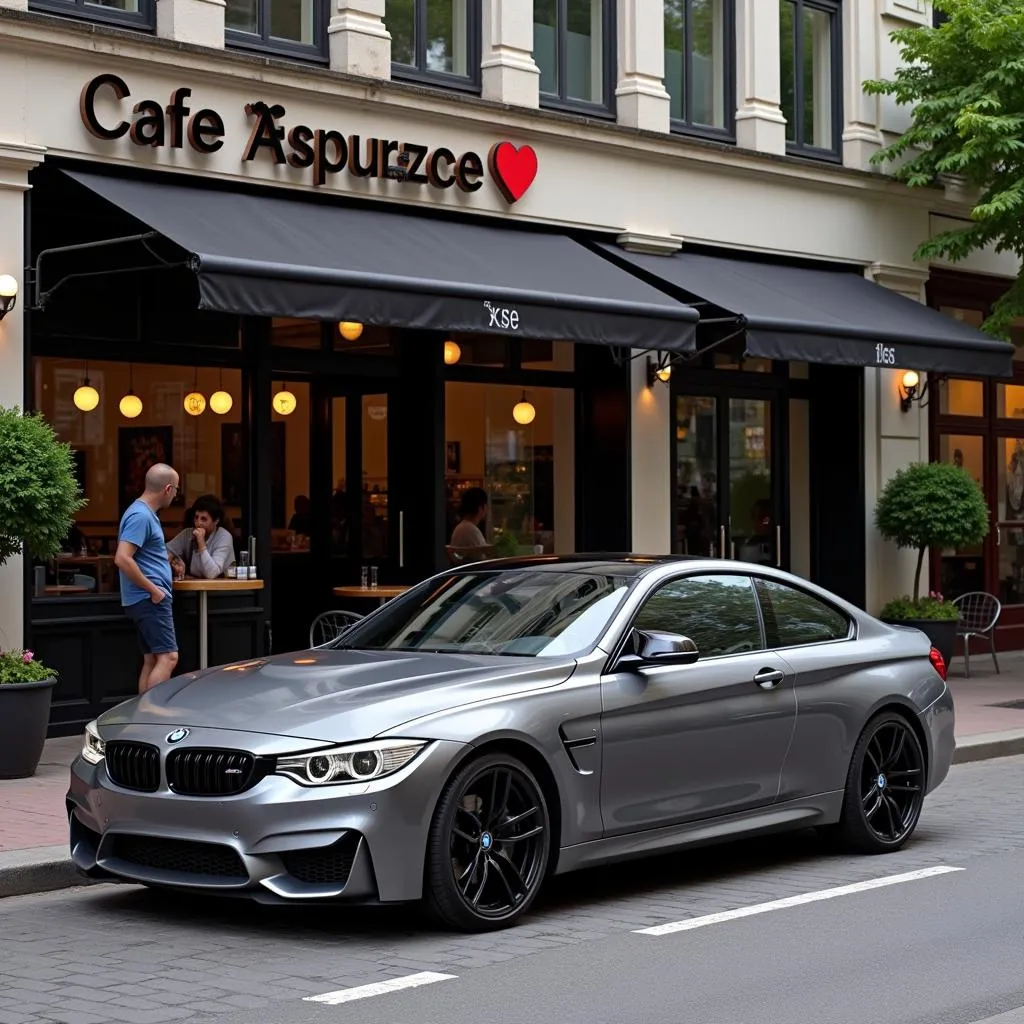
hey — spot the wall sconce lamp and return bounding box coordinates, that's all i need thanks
[646,354,673,388]
[0,275,17,321]
[899,369,926,413]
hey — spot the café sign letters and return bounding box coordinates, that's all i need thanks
[79,73,538,204]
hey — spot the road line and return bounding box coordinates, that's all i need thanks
[304,972,457,1005]
[635,865,965,936]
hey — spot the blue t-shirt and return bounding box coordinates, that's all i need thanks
[118,499,172,607]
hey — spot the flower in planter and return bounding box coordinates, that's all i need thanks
[0,648,56,685]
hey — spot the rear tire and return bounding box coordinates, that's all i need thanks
[826,711,926,854]
[424,753,550,932]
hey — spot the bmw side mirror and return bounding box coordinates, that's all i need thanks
[618,629,700,670]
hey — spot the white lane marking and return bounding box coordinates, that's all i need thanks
[635,865,965,936]
[304,972,457,1005]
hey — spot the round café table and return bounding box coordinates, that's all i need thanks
[333,584,409,607]
[173,578,265,669]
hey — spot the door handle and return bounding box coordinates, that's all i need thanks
[398,510,405,568]
[753,668,785,689]
[776,525,782,568]
[719,525,726,559]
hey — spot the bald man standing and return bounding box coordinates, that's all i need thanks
[114,463,181,693]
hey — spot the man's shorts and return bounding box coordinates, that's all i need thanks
[125,597,178,655]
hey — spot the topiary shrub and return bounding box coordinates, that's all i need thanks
[874,461,988,611]
[0,406,86,568]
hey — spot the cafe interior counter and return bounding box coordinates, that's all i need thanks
[30,586,269,737]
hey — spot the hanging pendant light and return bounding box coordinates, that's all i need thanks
[210,368,233,415]
[273,382,297,416]
[338,321,363,341]
[512,390,536,425]
[443,340,462,365]
[119,364,143,419]
[184,368,206,416]
[74,361,100,412]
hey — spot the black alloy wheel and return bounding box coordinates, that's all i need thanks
[831,711,926,854]
[425,753,551,931]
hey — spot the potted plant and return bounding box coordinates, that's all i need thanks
[875,461,989,664]
[0,405,84,777]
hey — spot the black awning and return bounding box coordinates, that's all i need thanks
[597,247,1014,376]
[64,171,697,353]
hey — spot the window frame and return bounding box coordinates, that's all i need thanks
[624,571,767,662]
[752,576,854,651]
[665,0,737,142]
[390,0,482,93]
[780,0,843,162]
[225,0,329,64]
[536,0,618,118]
[30,0,155,31]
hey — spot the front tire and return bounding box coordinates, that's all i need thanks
[425,753,551,932]
[829,711,926,854]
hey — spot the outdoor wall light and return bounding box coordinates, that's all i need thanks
[339,321,364,341]
[899,369,922,412]
[0,274,17,320]
[444,340,461,365]
[646,354,672,388]
[513,391,536,425]
[273,384,297,416]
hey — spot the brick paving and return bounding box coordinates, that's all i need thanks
[2,653,1023,855]
[0,753,1021,1024]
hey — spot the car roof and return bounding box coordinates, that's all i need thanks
[446,553,700,579]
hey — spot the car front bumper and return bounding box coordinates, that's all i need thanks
[67,730,469,904]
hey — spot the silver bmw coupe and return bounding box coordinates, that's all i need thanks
[68,555,955,931]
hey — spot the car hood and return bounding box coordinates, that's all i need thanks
[99,649,577,743]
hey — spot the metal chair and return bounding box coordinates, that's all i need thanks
[309,610,364,648]
[951,591,1001,677]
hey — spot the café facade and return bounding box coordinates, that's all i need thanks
[0,2,1018,736]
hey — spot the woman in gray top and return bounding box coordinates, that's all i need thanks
[166,494,237,579]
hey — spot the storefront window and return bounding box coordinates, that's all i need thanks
[226,0,320,54]
[937,433,986,598]
[273,380,311,549]
[535,0,612,110]
[664,0,733,135]
[32,358,244,598]
[939,378,985,417]
[388,0,475,82]
[445,382,574,557]
[997,436,1024,606]
[675,396,717,556]
[780,0,841,158]
[997,384,1024,420]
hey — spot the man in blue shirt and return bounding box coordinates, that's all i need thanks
[114,462,180,693]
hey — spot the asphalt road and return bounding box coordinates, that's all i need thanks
[2,754,1023,1024]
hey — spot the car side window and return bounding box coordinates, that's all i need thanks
[754,578,850,648]
[632,574,763,658]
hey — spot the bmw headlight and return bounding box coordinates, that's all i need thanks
[82,720,105,765]
[275,739,428,787]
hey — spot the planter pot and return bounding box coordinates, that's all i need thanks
[882,618,958,667]
[0,678,57,779]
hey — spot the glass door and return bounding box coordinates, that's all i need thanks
[674,392,783,567]
[996,434,1024,606]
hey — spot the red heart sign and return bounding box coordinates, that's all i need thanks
[488,142,538,204]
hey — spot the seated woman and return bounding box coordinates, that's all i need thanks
[166,494,236,579]
[448,487,494,563]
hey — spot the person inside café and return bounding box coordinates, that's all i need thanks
[448,487,494,563]
[166,494,236,579]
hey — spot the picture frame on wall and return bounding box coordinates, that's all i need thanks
[446,440,461,474]
[118,426,173,515]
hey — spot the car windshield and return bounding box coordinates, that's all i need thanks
[333,570,632,658]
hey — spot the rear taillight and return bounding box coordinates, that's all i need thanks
[929,646,948,681]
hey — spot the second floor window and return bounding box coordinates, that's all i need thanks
[534,0,614,112]
[30,0,154,30]
[780,0,842,158]
[226,0,323,56]
[389,0,478,86]
[664,0,734,136]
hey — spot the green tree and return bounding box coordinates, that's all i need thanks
[874,462,989,603]
[864,0,1024,336]
[0,406,85,567]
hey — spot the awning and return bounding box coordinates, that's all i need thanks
[64,171,698,353]
[596,246,1014,376]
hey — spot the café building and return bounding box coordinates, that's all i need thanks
[0,1,1017,735]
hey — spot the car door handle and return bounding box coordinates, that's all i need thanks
[753,668,785,690]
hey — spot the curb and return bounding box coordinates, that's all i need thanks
[0,845,96,900]
[2,734,1023,902]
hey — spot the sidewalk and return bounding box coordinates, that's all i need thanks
[2,651,1024,897]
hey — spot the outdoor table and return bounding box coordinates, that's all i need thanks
[173,578,265,669]
[333,584,410,607]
